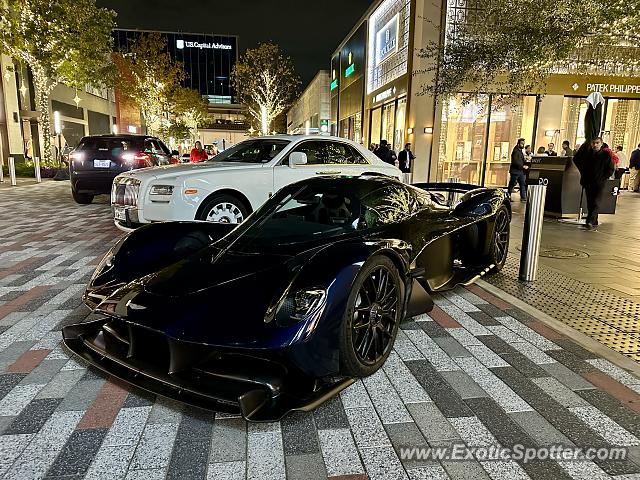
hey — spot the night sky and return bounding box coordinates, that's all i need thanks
[97,0,374,86]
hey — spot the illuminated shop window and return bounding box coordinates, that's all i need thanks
[366,0,411,94]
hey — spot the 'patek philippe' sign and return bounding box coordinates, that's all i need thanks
[585,83,640,94]
[375,14,399,66]
[176,40,232,50]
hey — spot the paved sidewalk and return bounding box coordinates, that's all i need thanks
[3,182,640,479]
[491,192,640,363]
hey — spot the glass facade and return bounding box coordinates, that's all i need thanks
[438,95,489,184]
[484,96,536,187]
[438,95,536,186]
[113,30,238,105]
[604,99,640,153]
[369,95,407,152]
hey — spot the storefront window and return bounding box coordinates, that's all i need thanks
[381,102,396,147]
[604,99,640,155]
[394,97,406,152]
[560,97,587,148]
[438,95,489,184]
[484,96,536,187]
[370,107,382,146]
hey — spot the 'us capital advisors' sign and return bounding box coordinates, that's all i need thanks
[176,39,232,50]
[375,14,399,66]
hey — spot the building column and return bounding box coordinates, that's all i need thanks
[407,0,443,182]
[0,55,26,163]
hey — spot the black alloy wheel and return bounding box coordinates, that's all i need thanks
[490,206,510,271]
[339,256,402,376]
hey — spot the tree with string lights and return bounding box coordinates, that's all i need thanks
[0,0,116,165]
[417,0,640,102]
[114,32,207,140]
[231,42,301,134]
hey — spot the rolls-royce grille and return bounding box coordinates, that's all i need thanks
[111,182,140,206]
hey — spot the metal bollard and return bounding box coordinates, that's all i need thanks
[34,156,41,183]
[519,184,547,281]
[447,177,460,206]
[8,156,16,186]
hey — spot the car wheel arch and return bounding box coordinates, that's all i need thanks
[195,189,254,220]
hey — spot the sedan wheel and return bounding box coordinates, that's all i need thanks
[206,202,244,224]
[339,256,402,377]
[198,194,248,224]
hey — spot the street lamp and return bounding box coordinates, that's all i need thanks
[53,111,62,166]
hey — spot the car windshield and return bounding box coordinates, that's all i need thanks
[207,139,290,163]
[220,180,419,253]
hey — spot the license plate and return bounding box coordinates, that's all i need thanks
[114,206,127,221]
[94,159,110,168]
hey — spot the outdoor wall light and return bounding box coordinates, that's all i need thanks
[424,127,433,134]
[407,128,414,134]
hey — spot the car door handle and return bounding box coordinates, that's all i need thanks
[316,170,342,175]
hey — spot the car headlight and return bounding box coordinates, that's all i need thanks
[275,288,326,327]
[150,185,174,195]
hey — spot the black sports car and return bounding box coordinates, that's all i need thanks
[63,176,510,421]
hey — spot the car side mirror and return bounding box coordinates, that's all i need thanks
[289,152,307,167]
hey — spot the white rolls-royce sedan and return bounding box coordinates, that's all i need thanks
[110,135,402,231]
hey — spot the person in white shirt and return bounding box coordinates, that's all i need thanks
[615,145,628,184]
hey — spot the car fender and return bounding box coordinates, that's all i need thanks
[86,221,235,300]
[283,238,412,377]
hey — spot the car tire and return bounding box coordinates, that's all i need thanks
[338,255,403,377]
[197,194,248,224]
[71,189,94,204]
[488,205,510,272]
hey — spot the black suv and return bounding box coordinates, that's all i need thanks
[69,135,173,204]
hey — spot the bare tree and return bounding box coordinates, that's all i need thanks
[231,43,301,134]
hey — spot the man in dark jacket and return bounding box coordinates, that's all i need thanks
[375,140,397,166]
[398,143,415,173]
[573,137,615,230]
[508,138,527,201]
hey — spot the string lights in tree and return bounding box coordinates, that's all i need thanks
[0,0,115,165]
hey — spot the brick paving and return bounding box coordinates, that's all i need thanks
[2,182,640,479]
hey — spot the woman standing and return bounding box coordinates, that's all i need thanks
[189,141,208,163]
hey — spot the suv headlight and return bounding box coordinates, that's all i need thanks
[275,288,327,327]
[150,185,174,195]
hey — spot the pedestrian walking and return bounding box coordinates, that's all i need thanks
[507,138,527,202]
[375,140,398,167]
[573,137,615,230]
[398,143,415,173]
[189,141,208,163]
[630,144,640,192]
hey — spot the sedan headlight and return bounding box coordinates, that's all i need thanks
[150,185,174,195]
[275,287,327,327]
